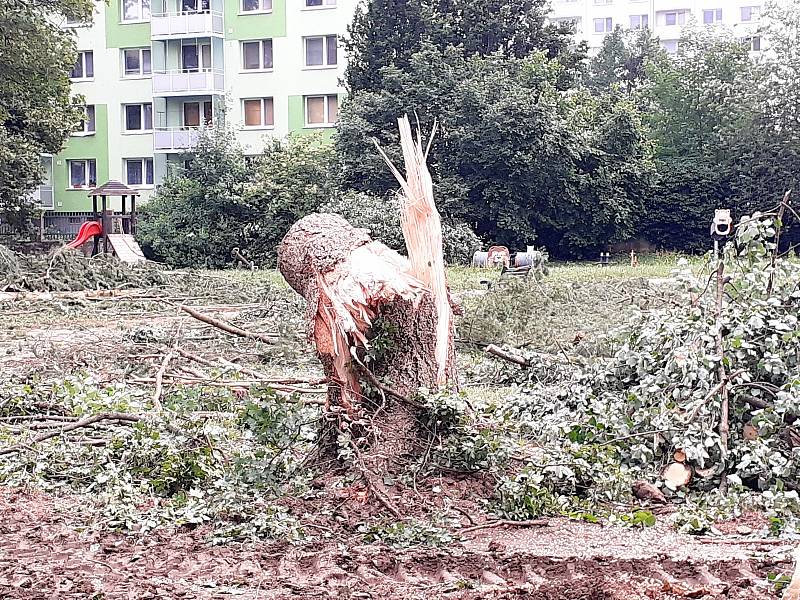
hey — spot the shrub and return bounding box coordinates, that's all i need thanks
[321,191,481,265]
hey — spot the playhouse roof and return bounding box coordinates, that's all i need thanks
[88,180,140,197]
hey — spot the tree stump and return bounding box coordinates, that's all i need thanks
[278,212,455,470]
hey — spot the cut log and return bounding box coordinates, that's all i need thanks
[783,545,800,600]
[278,116,456,471]
[631,480,667,504]
[661,462,693,489]
[673,448,687,463]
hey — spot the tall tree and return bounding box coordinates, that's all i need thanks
[0,0,92,230]
[342,0,586,93]
[586,26,663,93]
[336,46,654,257]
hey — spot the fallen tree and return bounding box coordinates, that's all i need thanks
[278,117,456,472]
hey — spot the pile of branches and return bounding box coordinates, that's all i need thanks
[463,202,800,526]
[0,244,164,292]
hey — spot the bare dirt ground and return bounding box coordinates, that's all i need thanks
[0,282,796,600]
[0,487,793,599]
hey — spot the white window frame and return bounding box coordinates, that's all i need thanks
[592,0,612,4]
[593,17,612,33]
[124,158,155,188]
[73,105,96,137]
[702,8,723,24]
[241,39,273,72]
[67,159,97,190]
[121,0,151,23]
[70,51,94,81]
[742,35,761,51]
[741,6,759,22]
[123,103,153,133]
[629,14,648,29]
[240,0,272,14]
[662,39,678,54]
[241,97,275,129]
[304,94,338,128]
[303,35,338,69]
[663,10,687,27]
[122,48,152,78]
[303,0,336,10]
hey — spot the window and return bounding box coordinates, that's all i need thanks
[304,35,337,67]
[629,14,648,29]
[742,35,761,51]
[242,98,274,128]
[123,48,151,77]
[663,11,687,26]
[124,103,153,132]
[662,39,678,54]
[68,160,97,188]
[122,0,150,21]
[305,95,338,127]
[242,0,272,12]
[305,0,336,8]
[703,9,723,24]
[124,158,154,186]
[182,44,211,72]
[74,105,96,135]
[242,40,273,70]
[183,101,213,127]
[181,0,210,14]
[593,17,612,33]
[741,6,759,22]
[70,51,94,80]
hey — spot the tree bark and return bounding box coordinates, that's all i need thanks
[278,213,454,470]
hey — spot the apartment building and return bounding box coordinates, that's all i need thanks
[550,0,765,54]
[33,0,354,218]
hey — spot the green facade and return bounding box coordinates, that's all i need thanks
[224,0,287,40]
[287,94,341,140]
[105,0,151,48]
[53,105,110,212]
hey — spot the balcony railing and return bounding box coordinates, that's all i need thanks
[151,10,224,38]
[154,127,202,152]
[152,69,225,96]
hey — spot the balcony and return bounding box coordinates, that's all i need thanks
[152,69,224,96]
[154,127,202,152]
[151,10,224,39]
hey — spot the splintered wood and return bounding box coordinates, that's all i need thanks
[278,115,455,421]
[375,116,451,385]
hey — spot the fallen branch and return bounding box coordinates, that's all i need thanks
[151,352,174,411]
[485,344,530,367]
[460,519,550,534]
[168,302,277,344]
[0,412,141,456]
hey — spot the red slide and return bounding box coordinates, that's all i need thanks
[66,221,102,249]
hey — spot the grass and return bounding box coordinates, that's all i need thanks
[216,252,704,294]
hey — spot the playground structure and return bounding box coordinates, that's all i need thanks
[66,181,145,264]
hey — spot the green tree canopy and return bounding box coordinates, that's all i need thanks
[336,46,654,257]
[0,0,92,230]
[342,0,586,93]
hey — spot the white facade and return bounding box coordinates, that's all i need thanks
[549,0,765,53]
[47,0,356,213]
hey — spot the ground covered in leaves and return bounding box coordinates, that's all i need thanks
[0,234,798,598]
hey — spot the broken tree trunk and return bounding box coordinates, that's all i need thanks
[278,116,455,471]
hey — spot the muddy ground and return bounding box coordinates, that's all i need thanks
[0,282,796,599]
[0,487,794,599]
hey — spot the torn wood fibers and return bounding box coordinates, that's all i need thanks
[278,116,455,421]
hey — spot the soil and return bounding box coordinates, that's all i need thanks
[0,487,793,600]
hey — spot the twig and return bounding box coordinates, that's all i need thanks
[151,352,174,411]
[166,301,277,344]
[348,438,403,519]
[596,429,671,447]
[460,519,550,534]
[485,344,530,367]
[767,190,791,295]
[0,412,141,456]
[351,352,424,409]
